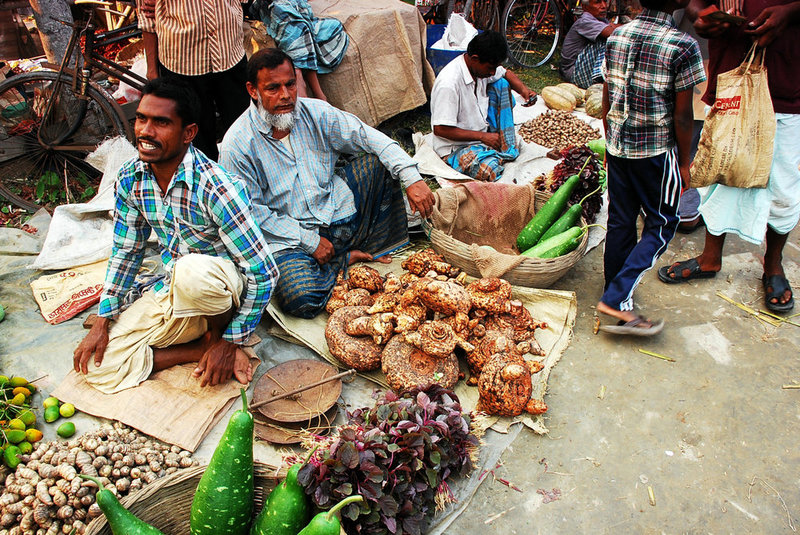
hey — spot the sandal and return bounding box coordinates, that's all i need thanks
[658,258,718,284]
[599,316,665,336]
[762,274,795,313]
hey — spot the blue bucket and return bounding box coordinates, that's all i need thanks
[426,24,463,76]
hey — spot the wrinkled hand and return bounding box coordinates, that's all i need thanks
[694,14,732,38]
[744,5,792,46]
[140,0,156,19]
[312,236,335,265]
[192,339,237,387]
[406,180,434,219]
[73,317,111,374]
[482,132,503,151]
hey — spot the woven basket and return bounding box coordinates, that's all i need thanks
[85,462,281,535]
[422,190,588,288]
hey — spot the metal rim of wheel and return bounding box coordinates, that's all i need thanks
[0,70,131,212]
[502,0,562,68]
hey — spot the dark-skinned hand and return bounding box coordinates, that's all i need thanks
[192,338,238,387]
[482,131,503,151]
[744,5,793,46]
[312,236,335,265]
[406,180,435,219]
[73,316,111,374]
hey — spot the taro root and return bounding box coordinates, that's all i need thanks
[482,305,547,356]
[403,320,474,359]
[345,312,396,345]
[381,335,459,392]
[325,306,383,371]
[401,248,459,278]
[477,351,544,416]
[346,265,384,293]
[465,330,518,386]
[393,288,428,333]
[466,278,514,314]
[411,277,471,332]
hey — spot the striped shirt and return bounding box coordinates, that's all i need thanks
[98,146,279,344]
[603,9,705,159]
[219,98,423,255]
[137,0,245,76]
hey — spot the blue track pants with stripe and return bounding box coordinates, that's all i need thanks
[601,149,681,311]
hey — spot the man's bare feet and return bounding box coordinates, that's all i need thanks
[233,348,253,385]
[596,301,638,324]
[596,301,662,332]
[348,250,392,265]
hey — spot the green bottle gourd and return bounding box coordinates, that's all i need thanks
[79,475,165,535]
[190,388,254,535]
[297,495,364,535]
[537,184,601,244]
[250,446,318,535]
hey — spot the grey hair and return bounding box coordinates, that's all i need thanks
[581,0,591,6]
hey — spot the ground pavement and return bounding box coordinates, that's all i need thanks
[1,226,798,533]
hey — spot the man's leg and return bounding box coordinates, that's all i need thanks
[446,145,506,181]
[272,248,340,318]
[571,41,605,89]
[600,150,681,322]
[210,56,251,139]
[486,78,519,161]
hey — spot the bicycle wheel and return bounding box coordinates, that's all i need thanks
[0,70,131,212]
[502,0,562,68]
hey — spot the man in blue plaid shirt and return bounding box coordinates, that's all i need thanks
[596,0,705,335]
[73,77,279,394]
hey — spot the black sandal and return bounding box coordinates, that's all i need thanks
[762,274,795,313]
[658,258,718,284]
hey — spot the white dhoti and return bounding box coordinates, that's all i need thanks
[85,254,245,394]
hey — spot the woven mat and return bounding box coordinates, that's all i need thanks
[265,243,577,434]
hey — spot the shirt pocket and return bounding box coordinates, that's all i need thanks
[174,216,215,253]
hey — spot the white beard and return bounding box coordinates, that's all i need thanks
[256,94,295,132]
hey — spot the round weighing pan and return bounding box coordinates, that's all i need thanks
[252,359,342,423]
[254,404,338,445]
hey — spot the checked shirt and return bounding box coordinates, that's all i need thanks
[604,8,705,159]
[97,146,279,344]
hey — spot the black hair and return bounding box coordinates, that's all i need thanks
[141,76,200,127]
[638,0,670,10]
[247,48,295,86]
[466,31,508,65]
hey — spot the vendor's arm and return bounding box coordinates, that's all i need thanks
[218,149,324,254]
[503,69,536,103]
[743,1,800,46]
[433,124,503,151]
[75,171,151,373]
[318,104,435,218]
[206,176,280,345]
[137,0,159,80]
[686,0,736,38]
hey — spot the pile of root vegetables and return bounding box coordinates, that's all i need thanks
[325,248,549,417]
[0,423,196,535]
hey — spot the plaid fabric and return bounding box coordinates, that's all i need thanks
[98,146,279,344]
[219,99,422,255]
[271,154,408,318]
[252,0,348,73]
[445,78,518,181]
[572,40,606,89]
[603,8,705,159]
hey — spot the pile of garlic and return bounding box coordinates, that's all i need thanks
[0,422,196,535]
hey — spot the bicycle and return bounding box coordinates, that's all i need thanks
[0,7,145,212]
[501,0,580,68]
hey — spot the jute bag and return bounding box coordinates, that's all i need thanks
[690,44,775,189]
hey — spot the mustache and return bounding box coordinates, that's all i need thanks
[136,137,162,148]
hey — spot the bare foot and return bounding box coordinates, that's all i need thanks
[596,301,638,324]
[233,348,253,385]
[348,250,392,265]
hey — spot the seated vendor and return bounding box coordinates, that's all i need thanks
[219,48,434,319]
[73,77,279,394]
[429,31,536,182]
[559,0,621,89]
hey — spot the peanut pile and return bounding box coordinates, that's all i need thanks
[0,423,196,535]
[518,110,601,152]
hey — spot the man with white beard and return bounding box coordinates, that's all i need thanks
[219,48,434,318]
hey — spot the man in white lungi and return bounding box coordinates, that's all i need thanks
[73,77,279,393]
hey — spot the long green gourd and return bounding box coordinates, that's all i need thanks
[79,475,165,535]
[537,184,601,243]
[516,156,592,252]
[297,495,364,535]
[190,389,254,535]
[521,226,584,259]
[250,446,318,535]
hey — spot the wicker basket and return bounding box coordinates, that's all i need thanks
[85,462,281,535]
[422,189,588,288]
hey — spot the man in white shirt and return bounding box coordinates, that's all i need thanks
[429,31,536,181]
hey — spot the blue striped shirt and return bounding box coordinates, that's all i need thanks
[219,98,422,254]
[98,146,279,344]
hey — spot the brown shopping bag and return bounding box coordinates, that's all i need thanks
[690,44,775,189]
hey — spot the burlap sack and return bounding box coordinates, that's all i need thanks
[430,181,539,278]
[690,44,776,189]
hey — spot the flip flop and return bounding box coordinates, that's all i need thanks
[762,274,795,313]
[599,316,665,336]
[657,258,718,284]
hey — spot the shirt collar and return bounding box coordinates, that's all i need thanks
[133,145,196,190]
[457,54,475,87]
[637,8,677,27]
